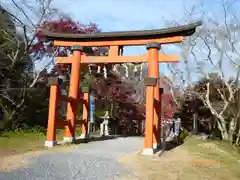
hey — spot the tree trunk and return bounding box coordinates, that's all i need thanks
[228,118,236,143]
[214,115,229,141]
[221,131,229,141]
[235,128,240,145]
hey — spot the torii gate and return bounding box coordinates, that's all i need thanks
[43,21,201,155]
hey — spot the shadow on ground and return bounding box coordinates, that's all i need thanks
[164,139,183,151]
[72,134,183,152]
[157,139,185,158]
[72,135,142,144]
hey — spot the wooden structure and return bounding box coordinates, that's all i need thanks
[43,21,201,155]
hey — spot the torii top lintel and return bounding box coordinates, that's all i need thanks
[42,21,202,47]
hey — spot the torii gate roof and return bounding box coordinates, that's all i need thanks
[42,21,202,42]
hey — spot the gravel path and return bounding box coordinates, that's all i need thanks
[0,137,143,180]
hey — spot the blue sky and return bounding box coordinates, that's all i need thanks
[51,0,203,75]
[51,0,240,77]
[2,0,240,80]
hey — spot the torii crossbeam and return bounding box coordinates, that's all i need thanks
[43,21,201,155]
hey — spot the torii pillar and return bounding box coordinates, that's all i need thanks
[42,20,202,152]
[142,42,161,155]
[80,86,90,139]
[44,78,60,147]
[64,45,82,142]
[149,43,161,150]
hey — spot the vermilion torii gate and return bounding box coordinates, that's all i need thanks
[43,21,201,155]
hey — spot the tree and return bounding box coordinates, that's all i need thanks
[161,93,177,119]
[166,0,240,143]
[0,0,62,130]
[36,17,147,135]
[0,1,97,130]
[0,6,31,130]
[88,64,146,135]
[1,1,179,134]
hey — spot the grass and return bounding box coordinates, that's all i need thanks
[0,127,82,157]
[182,136,240,179]
[1,129,240,179]
[120,136,240,180]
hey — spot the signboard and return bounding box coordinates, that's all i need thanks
[89,93,95,123]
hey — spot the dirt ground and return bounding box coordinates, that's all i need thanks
[1,136,240,180]
[119,137,240,180]
[0,144,80,172]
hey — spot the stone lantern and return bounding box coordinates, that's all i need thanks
[100,111,110,136]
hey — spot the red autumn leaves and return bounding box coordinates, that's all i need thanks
[33,18,177,120]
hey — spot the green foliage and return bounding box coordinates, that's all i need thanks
[0,7,35,131]
[179,128,189,141]
[95,110,106,118]
[193,73,230,104]
[178,74,226,133]
[178,72,240,144]
[0,125,47,138]
[13,125,46,135]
